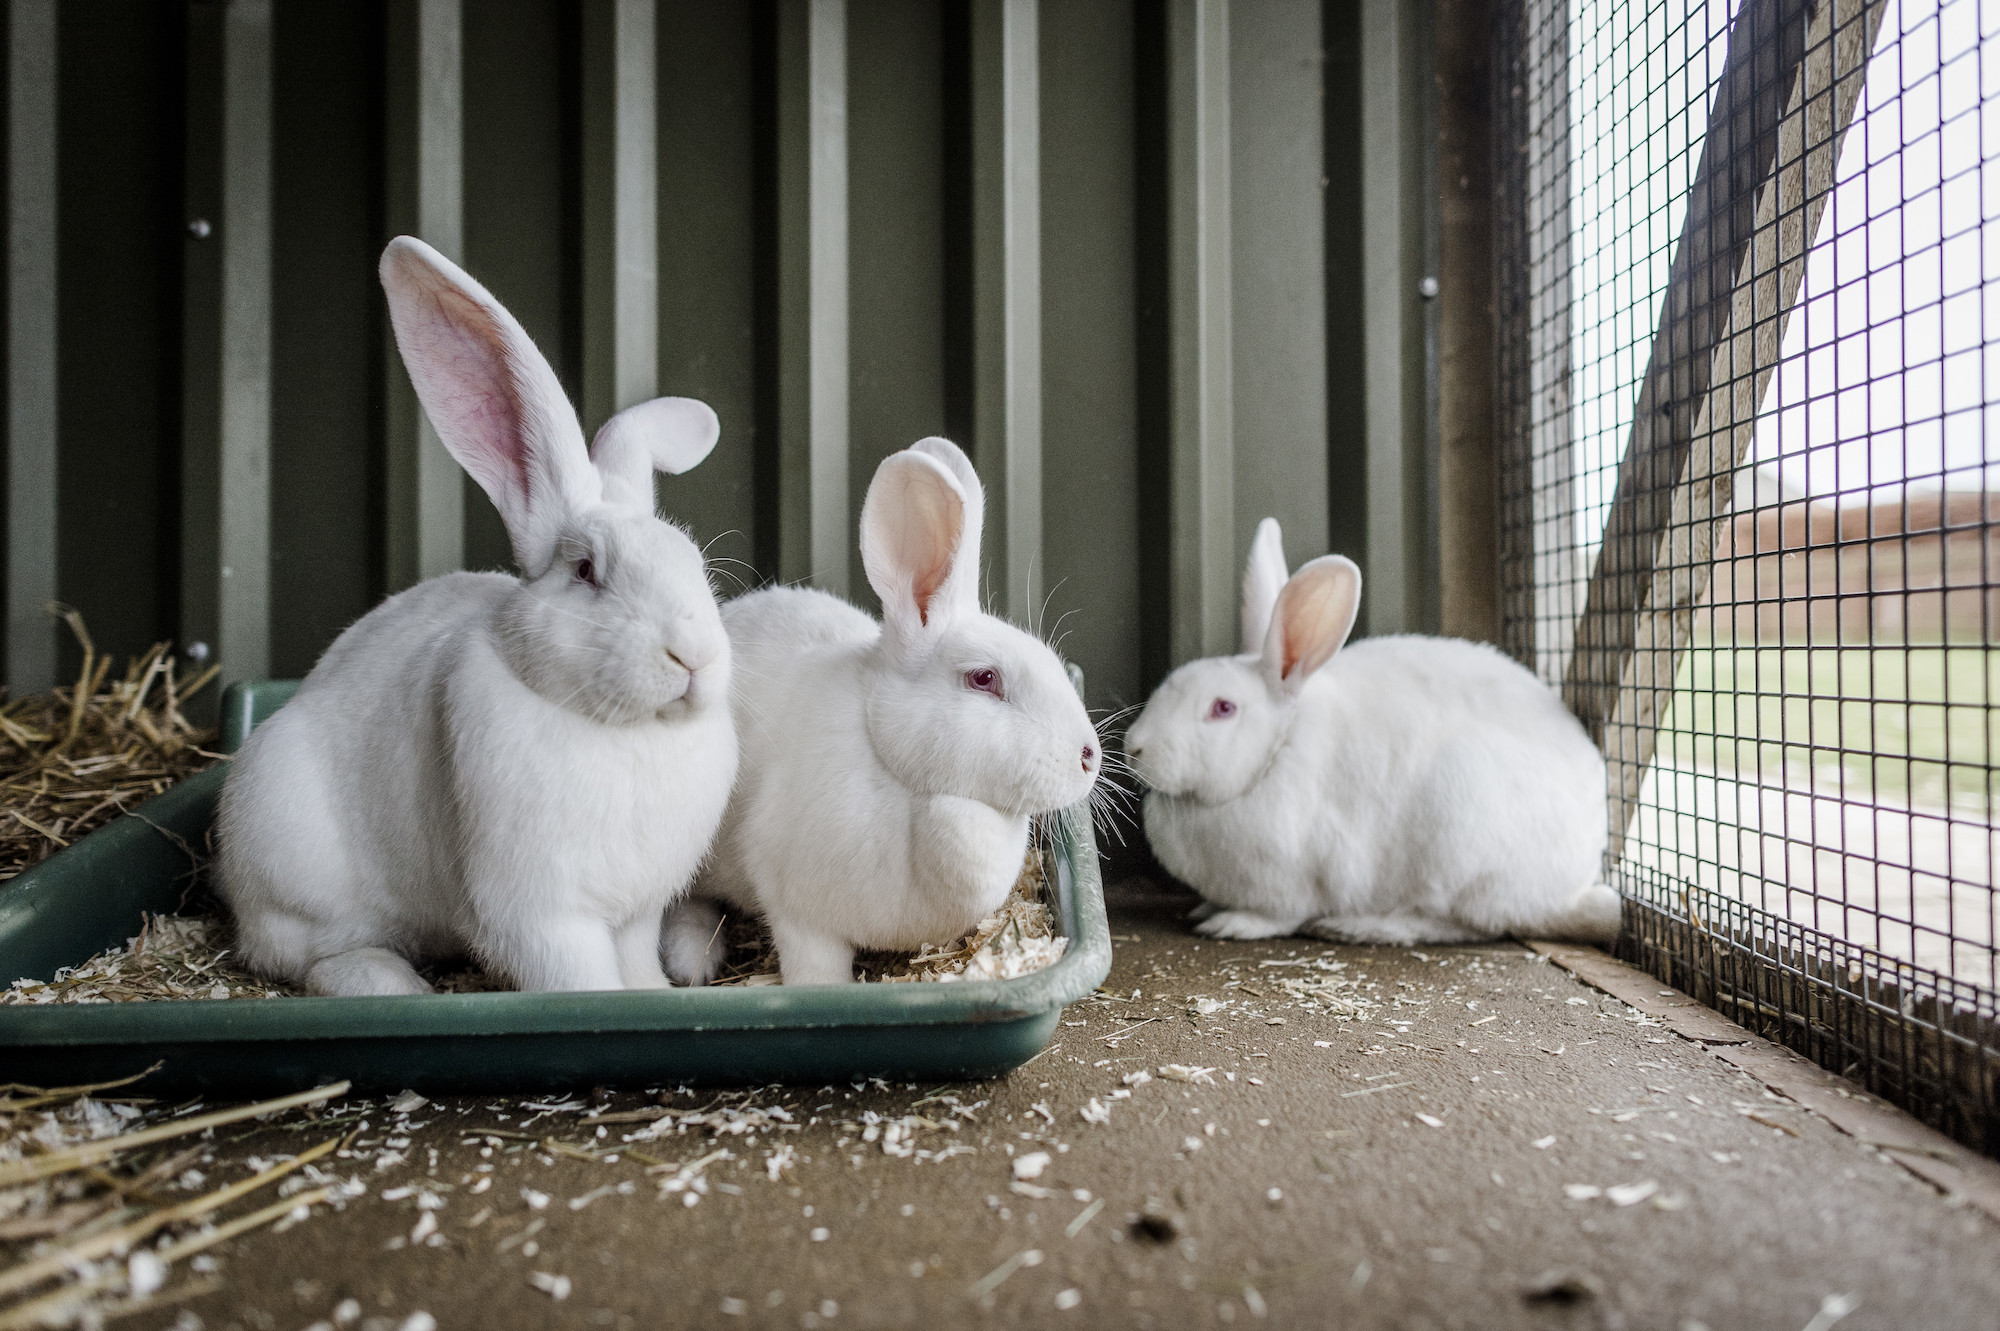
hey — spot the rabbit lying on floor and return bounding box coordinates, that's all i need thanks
[1126,518,1618,947]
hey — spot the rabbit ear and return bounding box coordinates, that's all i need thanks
[1260,555,1361,696]
[861,449,970,656]
[906,437,984,614]
[589,396,721,511]
[1240,517,1289,653]
[379,236,597,577]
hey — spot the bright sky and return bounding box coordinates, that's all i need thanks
[1566,0,1995,561]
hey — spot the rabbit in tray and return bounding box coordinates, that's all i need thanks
[659,438,1103,986]
[215,236,738,997]
[1123,518,1619,947]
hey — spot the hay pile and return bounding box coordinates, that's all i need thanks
[0,607,219,880]
[2,915,285,1006]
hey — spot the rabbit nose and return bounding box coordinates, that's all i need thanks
[1081,744,1096,772]
[666,648,693,675]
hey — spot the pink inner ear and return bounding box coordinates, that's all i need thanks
[421,284,531,499]
[1282,575,1348,679]
[906,487,961,625]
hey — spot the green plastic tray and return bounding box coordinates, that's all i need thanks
[0,680,1110,1096]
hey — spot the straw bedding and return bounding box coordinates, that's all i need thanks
[0,608,221,881]
[2,852,1065,1005]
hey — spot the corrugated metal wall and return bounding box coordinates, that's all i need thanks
[2,0,1448,733]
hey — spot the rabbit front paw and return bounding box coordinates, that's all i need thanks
[1193,909,1300,940]
[660,896,729,986]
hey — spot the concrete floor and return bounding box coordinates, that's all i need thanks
[133,878,1999,1331]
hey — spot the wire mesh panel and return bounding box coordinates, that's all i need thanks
[1497,0,2000,1151]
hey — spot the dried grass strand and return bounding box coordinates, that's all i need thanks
[0,1082,349,1188]
[0,1135,340,1300]
[0,1188,331,1331]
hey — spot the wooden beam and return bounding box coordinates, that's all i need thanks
[178,0,272,693]
[1167,0,1233,662]
[217,0,273,689]
[1560,0,1887,846]
[1434,0,1495,644]
[1359,0,1431,636]
[6,0,56,692]
[970,0,1041,625]
[384,0,464,588]
[583,0,659,441]
[1494,0,1586,680]
[775,0,848,593]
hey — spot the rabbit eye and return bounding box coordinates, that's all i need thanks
[1206,698,1237,721]
[964,668,1004,699]
[574,558,598,588]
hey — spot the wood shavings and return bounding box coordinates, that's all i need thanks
[527,1272,572,1300]
[967,1246,1043,1300]
[0,608,219,882]
[1011,1151,1051,1180]
[1156,1065,1218,1086]
[1258,956,1376,1020]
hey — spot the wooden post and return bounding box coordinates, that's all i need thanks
[6,0,56,692]
[1167,0,1233,662]
[179,0,272,692]
[775,0,849,593]
[384,0,464,589]
[970,0,1041,625]
[583,0,659,441]
[1561,0,1887,849]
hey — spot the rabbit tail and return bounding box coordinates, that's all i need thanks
[1544,882,1622,945]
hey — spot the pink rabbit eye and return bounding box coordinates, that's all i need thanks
[964,668,1004,698]
[1206,698,1237,721]
[575,558,597,588]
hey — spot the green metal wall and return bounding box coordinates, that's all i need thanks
[3,0,1435,730]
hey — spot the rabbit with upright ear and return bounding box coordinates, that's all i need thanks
[1125,517,1618,946]
[215,236,738,996]
[661,438,1103,986]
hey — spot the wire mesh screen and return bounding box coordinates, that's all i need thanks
[1496,0,2000,1151]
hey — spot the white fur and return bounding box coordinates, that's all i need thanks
[663,438,1102,986]
[1126,517,1618,947]
[216,236,738,996]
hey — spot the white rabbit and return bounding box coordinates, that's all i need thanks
[661,438,1102,985]
[215,236,738,997]
[1124,517,1618,946]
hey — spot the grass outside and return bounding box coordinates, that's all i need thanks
[1652,638,2000,818]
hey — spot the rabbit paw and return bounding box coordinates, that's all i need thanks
[305,948,433,997]
[1194,909,1299,940]
[660,897,729,986]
